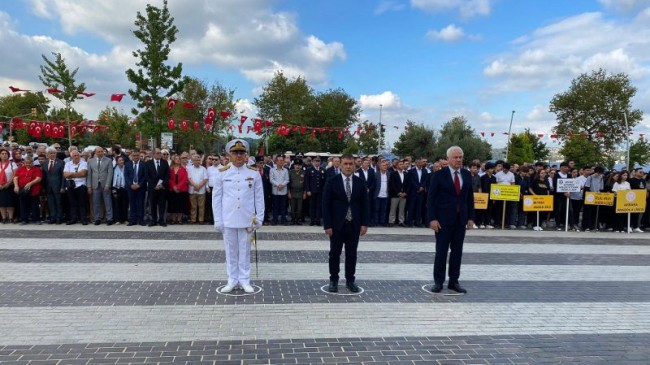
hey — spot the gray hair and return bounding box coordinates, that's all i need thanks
[446,146,463,158]
[46,147,57,154]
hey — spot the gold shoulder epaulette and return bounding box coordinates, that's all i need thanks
[247,165,257,171]
[219,165,231,172]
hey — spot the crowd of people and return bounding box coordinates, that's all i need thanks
[0,140,647,233]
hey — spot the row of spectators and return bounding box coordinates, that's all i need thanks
[0,142,646,232]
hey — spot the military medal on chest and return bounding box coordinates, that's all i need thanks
[246,176,254,188]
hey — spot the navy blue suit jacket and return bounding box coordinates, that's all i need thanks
[124,161,147,188]
[356,167,376,196]
[322,174,370,231]
[407,167,428,193]
[426,167,475,226]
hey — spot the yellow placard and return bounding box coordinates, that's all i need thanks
[615,189,647,213]
[584,192,615,206]
[474,193,489,210]
[490,184,521,201]
[522,195,554,212]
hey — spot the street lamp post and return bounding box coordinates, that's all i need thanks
[505,110,515,161]
[623,111,630,170]
[377,104,383,154]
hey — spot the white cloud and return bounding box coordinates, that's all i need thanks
[359,91,402,110]
[234,98,257,117]
[482,11,650,93]
[598,0,650,12]
[426,24,466,42]
[411,0,492,18]
[23,0,346,86]
[374,0,407,15]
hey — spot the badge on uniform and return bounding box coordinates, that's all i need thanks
[246,176,254,188]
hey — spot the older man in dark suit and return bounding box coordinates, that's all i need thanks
[322,154,370,293]
[42,147,65,224]
[427,146,475,294]
[145,148,170,227]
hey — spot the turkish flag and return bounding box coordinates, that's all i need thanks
[110,94,125,102]
[481,132,485,137]
[71,125,77,136]
[338,131,343,139]
[238,124,243,133]
[181,120,188,131]
[300,126,307,134]
[537,133,544,138]
[47,88,63,94]
[253,119,263,133]
[247,126,252,133]
[167,119,175,130]
[220,110,232,119]
[227,124,233,131]
[206,108,215,121]
[167,99,178,110]
[28,121,37,135]
[265,120,273,127]
[240,115,248,124]
[77,91,95,97]
[183,102,196,109]
[0,123,3,133]
[277,124,289,136]
[44,123,52,137]
[193,121,199,130]
[9,86,30,93]
[33,126,42,138]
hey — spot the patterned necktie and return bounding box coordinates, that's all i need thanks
[345,177,352,221]
[48,160,53,173]
[454,170,461,195]
[134,163,138,184]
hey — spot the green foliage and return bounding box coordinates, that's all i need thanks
[392,121,436,160]
[356,120,380,155]
[550,69,643,160]
[506,132,535,164]
[628,138,650,169]
[86,107,135,148]
[39,52,86,110]
[560,136,604,167]
[167,78,237,153]
[434,116,492,162]
[253,72,359,155]
[0,92,50,121]
[522,129,550,161]
[126,0,184,128]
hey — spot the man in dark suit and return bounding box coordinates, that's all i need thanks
[427,146,475,294]
[324,156,341,182]
[322,154,370,293]
[407,158,429,227]
[305,157,325,226]
[124,149,147,226]
[145,148,169,226]
[356,157,376,198]
[42,147,65,224]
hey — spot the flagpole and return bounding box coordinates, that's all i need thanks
[505,110,515,161]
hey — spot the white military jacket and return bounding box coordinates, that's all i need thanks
[212,163,265,229]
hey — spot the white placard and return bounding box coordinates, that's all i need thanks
[556,178,581,193]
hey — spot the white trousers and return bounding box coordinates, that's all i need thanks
[222,228,251,286]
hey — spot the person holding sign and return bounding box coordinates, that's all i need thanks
[582,166,605,231]
[427,146,475,294]
[612,171,631,233]
[528,169,551,230]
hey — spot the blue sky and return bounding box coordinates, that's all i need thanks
[1,0,649,149]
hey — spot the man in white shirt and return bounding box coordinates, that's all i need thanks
[188,155,208,224]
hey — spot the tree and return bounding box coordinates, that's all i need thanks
[126,0,185,140]
[88,107,136,148]
[506,132,535,165]
[434,116,491,162]
[628,138,650,169]
[550,69,643,161]
[39,52,88,144]
[254,72,359,155]
[523,129,550,161]
[560,136,604,168]
[167,77,237,153]
[356,120,380,155]
[392,121,436,159]
[0,92,50,144]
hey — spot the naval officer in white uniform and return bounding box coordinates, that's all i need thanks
[213,139,265,293]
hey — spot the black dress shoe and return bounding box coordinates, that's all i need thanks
[106,220,114,226]
[431,283,443,293]
[94,220,101,225]
[127,222,136,226]
[346,282,360,293]
[159,222,167,227]
[82,221,88,225]
[328,281,338,293]
[148,222,157,227]
[139,221,146,226]
[448,283,467,294]
[66,220,77,225]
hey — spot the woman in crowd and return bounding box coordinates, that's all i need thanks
[0,148,18,223]
[204,154,218,224]
[167,154,189,224]
[528,169,551,230]
[612,170,631,233]
[112,156,129,224]
[13,156,43,224]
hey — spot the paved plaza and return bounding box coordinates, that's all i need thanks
[0,225,649,364]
